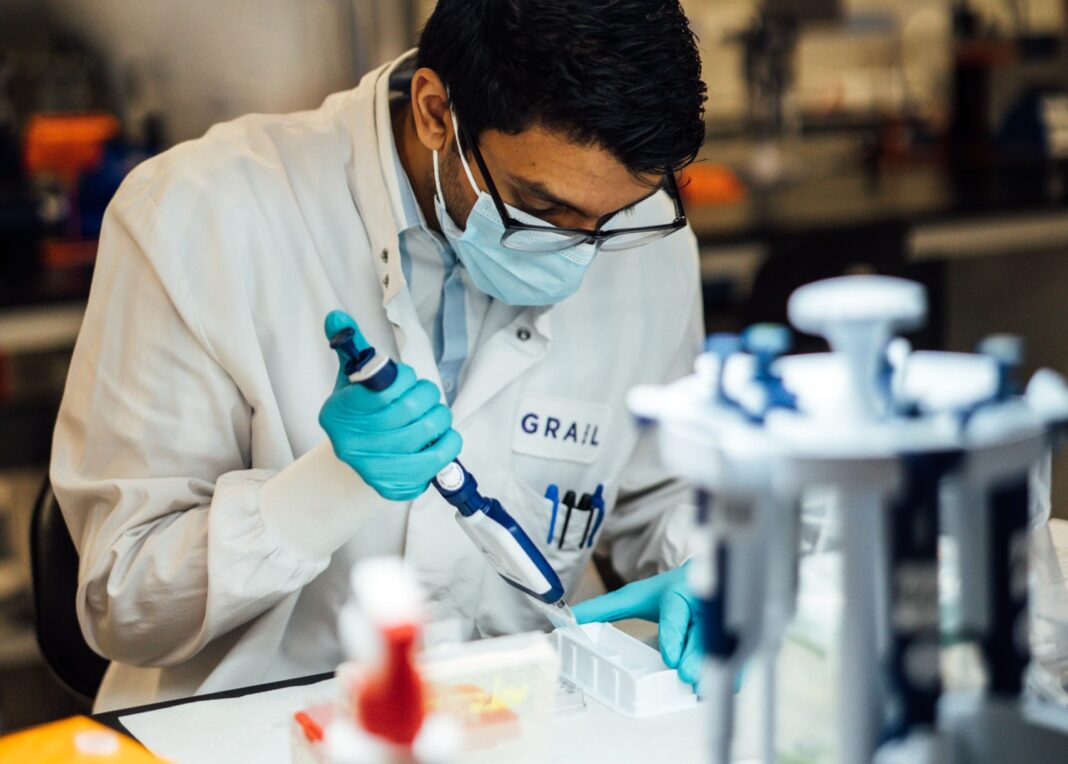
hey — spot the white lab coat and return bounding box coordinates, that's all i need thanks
[51,53,704,712]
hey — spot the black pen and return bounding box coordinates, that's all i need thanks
[558,490,577,550]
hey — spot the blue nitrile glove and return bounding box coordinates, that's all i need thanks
[319,310,463,501]
[572,562,703,685]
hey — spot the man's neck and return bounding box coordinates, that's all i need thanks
[391,101,441,234]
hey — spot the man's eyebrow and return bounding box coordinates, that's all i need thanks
[597,182,665,225]
[513,175,664,222]
[513,176,595,219]
[611,187,657,215]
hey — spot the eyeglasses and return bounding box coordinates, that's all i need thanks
[457,122,688,254]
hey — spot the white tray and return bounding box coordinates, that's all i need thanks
[553,623,699,718]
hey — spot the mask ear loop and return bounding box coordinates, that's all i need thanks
[448,108,481,195]
[432,148,445,203]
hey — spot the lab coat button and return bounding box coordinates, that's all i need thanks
[380,248,389,262]
[516,327,532,342]
[382,274,390,288]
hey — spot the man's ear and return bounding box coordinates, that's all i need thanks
[410,67,451,152]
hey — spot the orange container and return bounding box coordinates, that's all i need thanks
[0,716,166,763]
[679,162,747,206]
[24,113,121,179]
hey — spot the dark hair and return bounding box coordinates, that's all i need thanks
[417,0,707,177]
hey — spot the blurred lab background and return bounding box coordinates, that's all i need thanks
[1,0,1067,735]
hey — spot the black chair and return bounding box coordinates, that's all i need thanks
[29,476,109,701]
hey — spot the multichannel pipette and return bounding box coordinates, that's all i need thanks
[328,325,587,638]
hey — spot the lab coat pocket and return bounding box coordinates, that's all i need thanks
[503,477,605,598]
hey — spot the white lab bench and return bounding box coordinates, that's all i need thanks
[105,672,720,764]
[94,617,744,764]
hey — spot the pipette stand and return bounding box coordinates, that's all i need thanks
[630,275,1068,764]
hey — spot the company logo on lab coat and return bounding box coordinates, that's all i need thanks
[513,392,611,464]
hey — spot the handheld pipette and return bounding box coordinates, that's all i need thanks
[328,326,588,637]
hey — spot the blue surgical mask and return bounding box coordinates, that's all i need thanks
[432,111,598,307]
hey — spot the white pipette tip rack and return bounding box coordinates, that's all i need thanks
[552,623,699,718]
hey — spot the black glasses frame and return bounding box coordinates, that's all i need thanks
[456,122,688,251]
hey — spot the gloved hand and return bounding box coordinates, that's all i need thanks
[572,562,703,685]
[319,310,462,501]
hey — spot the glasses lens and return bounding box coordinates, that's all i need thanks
[598,228,675,252]
[501,227,589,253]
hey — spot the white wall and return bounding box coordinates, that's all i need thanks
[43,0,360,144]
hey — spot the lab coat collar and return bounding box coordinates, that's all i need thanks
[375,49,424,235]
[332,56,429,389]
[450,302,552,424]
[532,305,553,341]
[339,54,413,307]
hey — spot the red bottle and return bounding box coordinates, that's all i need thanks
[356,622,426,747]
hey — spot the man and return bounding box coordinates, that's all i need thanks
[52,0,709,710]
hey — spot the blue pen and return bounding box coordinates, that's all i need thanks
[545,484,561,545]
